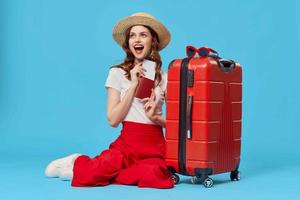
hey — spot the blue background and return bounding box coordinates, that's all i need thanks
[1,0,299,199]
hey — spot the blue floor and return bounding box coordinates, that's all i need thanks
[1,154,299,200]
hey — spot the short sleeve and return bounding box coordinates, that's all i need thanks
[105,68,122,92]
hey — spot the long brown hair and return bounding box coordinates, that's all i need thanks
[113,25,162,86]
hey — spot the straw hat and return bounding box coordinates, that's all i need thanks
[112,12,171,50]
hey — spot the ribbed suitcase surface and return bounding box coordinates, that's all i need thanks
[165,56,242,187]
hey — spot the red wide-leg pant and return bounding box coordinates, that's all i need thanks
[71,121,174,189]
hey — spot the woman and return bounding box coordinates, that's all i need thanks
[45,12,173,189]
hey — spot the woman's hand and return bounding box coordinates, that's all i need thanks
[140,89,166,127]
[140,89,157,122]
[130,62,146,85]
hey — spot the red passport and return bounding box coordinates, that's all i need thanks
[135,77,155,99]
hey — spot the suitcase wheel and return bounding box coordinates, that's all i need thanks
[203,177,214,188]
[170,174,180,184]
[230,170,241,181]
[190,176,201,184]
[191,176,214,188]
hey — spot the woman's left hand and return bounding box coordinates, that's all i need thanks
[140,89,157,122]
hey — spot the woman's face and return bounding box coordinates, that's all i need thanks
[128,25,153,62]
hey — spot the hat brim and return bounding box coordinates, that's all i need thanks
[113,16,170,51]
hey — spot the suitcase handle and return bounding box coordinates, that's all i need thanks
[218,59,236,72]
[186,95,193,139]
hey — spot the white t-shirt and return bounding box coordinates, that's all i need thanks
[105,67,167,124]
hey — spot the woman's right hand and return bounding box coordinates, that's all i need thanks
[130,63,146,84]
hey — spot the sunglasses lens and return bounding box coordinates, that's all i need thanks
[199,49,209,57]
[186,48,195,57]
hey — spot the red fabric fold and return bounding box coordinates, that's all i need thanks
[71,121,174,189]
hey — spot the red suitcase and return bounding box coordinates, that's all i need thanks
[165,47,242,187]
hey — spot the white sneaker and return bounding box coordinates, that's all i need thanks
[59,168,73,181]
[45,153,81,178]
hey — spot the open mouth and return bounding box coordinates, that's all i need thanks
[134,45,144,54]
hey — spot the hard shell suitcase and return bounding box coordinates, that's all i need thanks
[165,49,242,187]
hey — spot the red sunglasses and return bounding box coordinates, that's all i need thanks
[186,46,219,58]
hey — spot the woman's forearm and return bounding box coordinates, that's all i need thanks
[109,82,138,126]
